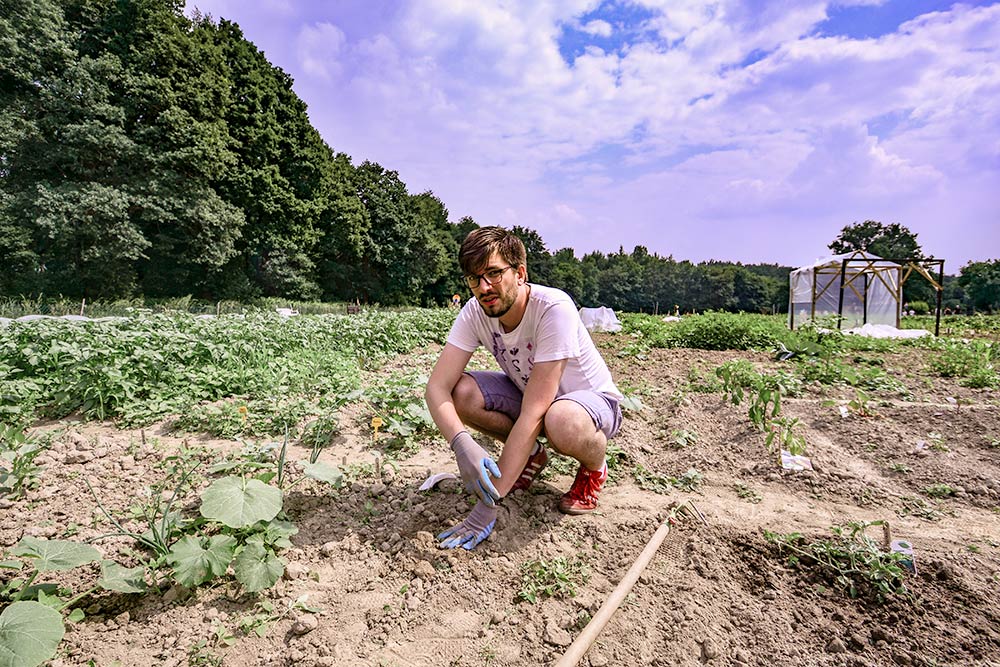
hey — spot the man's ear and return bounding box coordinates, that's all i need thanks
[516,264,528,284]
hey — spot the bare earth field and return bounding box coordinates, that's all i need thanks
[3,335,999,667]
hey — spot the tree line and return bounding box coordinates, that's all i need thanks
[2,1,997,314]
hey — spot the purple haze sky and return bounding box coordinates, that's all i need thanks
[183,0,1000,269]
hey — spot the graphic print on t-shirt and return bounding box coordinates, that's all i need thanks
[491,333,534,389]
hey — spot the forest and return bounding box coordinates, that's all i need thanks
[2,0,996,314]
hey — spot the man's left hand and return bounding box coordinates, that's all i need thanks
[438,501,497,550]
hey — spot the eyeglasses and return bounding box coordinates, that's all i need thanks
[464,265,513,288]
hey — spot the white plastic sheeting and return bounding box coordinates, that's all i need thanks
[844,323,930,339]
[789,251,901,330]
[579,306,622,333]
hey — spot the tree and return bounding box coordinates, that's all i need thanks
[829,220,933,307]
[549,248,583,304]
[958,260,1000,312]
[829,220,924,259]
[511,226,552,286]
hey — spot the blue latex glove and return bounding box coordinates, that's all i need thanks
[438,501,497,550]
[450,431,501,506]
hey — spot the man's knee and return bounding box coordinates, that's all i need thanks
[452,374,485,417]
[544,399,597,444]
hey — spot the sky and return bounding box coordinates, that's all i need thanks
[183,0,1000,269]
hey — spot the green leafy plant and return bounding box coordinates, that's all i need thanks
[0,537,150,667]
[926,432,948,452]
[846,389,875,417]
[715,360,793,433]
[923,483,955,498]
[765,416,807,456]
[633,464,703,493]
[517,557,590,604]
[764,520,910,602]
[235,595,322,639]
[668,428,699,449]
[734,483,762,504]
[0,425,50,498]
[897,495,948,521]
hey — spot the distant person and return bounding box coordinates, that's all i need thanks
[425,227,623,550]
[451,293,461,308]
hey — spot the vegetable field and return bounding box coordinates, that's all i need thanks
[2,311,998,667]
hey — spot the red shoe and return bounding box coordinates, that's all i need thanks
[559,462,608,514]
[511,444,548,492]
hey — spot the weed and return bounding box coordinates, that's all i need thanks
[667,388,691,407]
[924,483,955,498]
[734,483,762,504]
[927,432,949,452]
[888,462,911,474]
[897,495,948,521]
[540,452,578,480]
[633,464,703,494]
[517,557,590,604]
[668,429,699,449]
[187,639,223,667]
[342,461,378,483]
[604,442,629,477]
[765,520,910,602]
[686,366,721,393]
[572,610,592,631]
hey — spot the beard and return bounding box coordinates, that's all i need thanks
[477,280,518,318]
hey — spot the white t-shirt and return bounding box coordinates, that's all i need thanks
[447,284,622,400]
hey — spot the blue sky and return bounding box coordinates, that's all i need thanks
[184,0,1000,269]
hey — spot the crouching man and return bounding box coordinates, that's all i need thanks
[424,226,623,550]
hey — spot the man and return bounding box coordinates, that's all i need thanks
[425,227,623,550]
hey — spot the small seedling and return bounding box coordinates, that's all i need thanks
[765,416,807,456]
[924,483,955,498]
[888,462,911,474]
[517,557,590,604]
[734,483,762,504]
[898,495,948,521]
[927,432,949,452]
[0,425,51,498]
[669,429,699,449]
[633,465,703,493]
[846,389,876,417]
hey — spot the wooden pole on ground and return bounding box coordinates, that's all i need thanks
[553,503,704,667]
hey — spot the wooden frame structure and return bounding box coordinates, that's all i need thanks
[789,253,945,335]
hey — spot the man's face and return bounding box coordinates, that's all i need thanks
[469,252,520,318]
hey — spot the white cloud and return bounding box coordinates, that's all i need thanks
[296,22,347,81]
[271,0,1000,265]
[581,19,612,37]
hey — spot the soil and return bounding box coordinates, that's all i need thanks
[3,335,1000,667]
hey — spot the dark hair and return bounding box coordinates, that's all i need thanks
[459,227,527,275]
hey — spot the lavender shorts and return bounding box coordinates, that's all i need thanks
[465,371,622,440]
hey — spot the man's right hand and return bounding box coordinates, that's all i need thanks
[450,431,501,506]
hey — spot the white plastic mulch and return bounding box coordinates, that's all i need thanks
[843,323,931,339]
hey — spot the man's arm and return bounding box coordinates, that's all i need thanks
[493,358,567,497]
[425,343,474,442]
[426,343,502,506]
